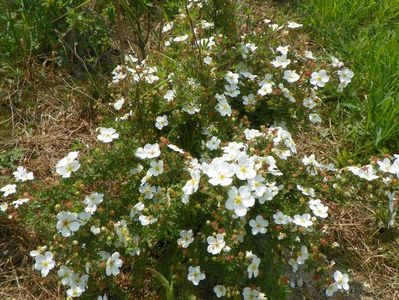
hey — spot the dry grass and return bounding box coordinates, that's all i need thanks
[326,201,399,300]
[0,63,102,179]
[0,63,100,299]
[0,218,61,299]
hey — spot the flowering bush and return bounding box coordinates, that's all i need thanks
[3,1,390,299]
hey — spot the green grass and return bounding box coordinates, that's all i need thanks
[294,0,399,158]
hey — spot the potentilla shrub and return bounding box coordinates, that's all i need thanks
[0,1,377,299]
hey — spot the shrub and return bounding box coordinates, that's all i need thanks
[2,1,387,299]
[0,0,114,67]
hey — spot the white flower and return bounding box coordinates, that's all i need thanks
[13,166,34,182]
[135,143,161,159]
[283,70,300,83]
[330,56,344,68]
[388,158,399,175]
[243,94,256,106]
[55,152,81,178]
[214,285,227,298]
[97,127,119,143]
[83,192,104,212]
[309,201,329,218]
[12,198,29,208]
[288,258,298,273]
[310,70,329,87]
[247,256,260,278]
[377,158,391,172]
[113,98,125,110]
[258,83,273,96]
[224,71,240,85]
[106,252,123,276]
[177,229,194,248]
[215,96,232,117]
[225,186,255,216]
[287,21,303,28]
[249,215,269,235]
[204,56,213,65]
[90,226,101,235]
[57,265,76,286]
[207,234,225,255]
[182,170,201,201]
[34,251,55,277]
[297,246,309,265]
[164,89,176,102]
[304,50,315,60]
[232,155,256,180]
[79,211,91,223]
[139,183,157,199]
[326,283,339,297]
[338,68,354,85]
[244,129,263,140]
[200,20,214,29]
[334,270,349,290]
[204,158,235,186]
[273,211,291,225]
[347,165,378,181]
[139,215,158,226]
[162,21,173,32]
[206,136,221,150]
[309,113,322,124]
[0,202,8,212]
[222,142,245,161]
[302,154,321,176]
[303,97,317,109]
[182,103,200,114]
[248,175,267,197]
[67,286,83,298]
[129,202,145,219]
[167,143,184,154]
[271,54,291,68]
[258,182,280,204]
[173,34,188,42]
[56,160,80,178]
[148,160,164,176]
[155,115,168,130]
[56,211,81,237]
[293,213,313,228]
[1,184,16,197]
[241,43,257,58]
[297,185,316,197]
[224,84,240,97]
[243,287,264,300]
[187,266,205,285]
[276,45,289,55]
[259,73,274,86]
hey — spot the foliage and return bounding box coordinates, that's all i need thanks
[0,0,114,67]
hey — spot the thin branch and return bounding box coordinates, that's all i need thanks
[115,0,126,64]
[185,4,204,67]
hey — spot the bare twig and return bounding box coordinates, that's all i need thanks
[115,0,126,64]
[184,4,204,67]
